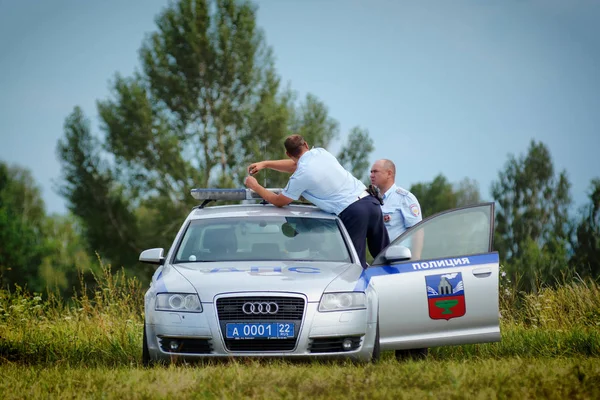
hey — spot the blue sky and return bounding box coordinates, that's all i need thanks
[1,0,599,215]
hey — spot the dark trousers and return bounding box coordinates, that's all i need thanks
[338,196,390,268]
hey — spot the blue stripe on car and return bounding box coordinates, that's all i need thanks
[354,253,499,291]
[155,270,168,293]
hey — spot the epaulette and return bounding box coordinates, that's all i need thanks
[395,187,409,196]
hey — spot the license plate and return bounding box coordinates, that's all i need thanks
[226,322,295,339]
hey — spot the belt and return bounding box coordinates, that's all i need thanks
[339,191,372,216]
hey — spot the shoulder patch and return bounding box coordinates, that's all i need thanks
[409,203,421,217]
[395,187,409,196]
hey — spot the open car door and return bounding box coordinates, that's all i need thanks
[364,203,500,351]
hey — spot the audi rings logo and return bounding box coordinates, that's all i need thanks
[242,302,279,315]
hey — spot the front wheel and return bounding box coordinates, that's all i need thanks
[371,320,381,363]
[142,322,152,367]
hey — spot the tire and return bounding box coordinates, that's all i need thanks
[371,319,381,363]
[142,322,151,367]
[395,347,428,361]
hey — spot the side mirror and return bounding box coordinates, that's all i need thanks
[139,248,165,265]
[383,246,412,263]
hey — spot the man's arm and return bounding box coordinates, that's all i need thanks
[400,197,424,259]
[410,229,424,259]
[249,159,297,175]
[244,176,293,207]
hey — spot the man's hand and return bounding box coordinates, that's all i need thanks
[248,161,266,175]
[244,175,293,208]
[244,175,260,190]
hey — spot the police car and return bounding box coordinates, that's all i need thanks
[140,188,500,364]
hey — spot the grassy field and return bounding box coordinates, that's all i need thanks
[1,265,599,399]
[0,356,599,399]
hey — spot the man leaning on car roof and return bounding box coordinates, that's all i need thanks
[244,134,390,268]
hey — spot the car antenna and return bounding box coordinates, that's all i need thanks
[263,141,266,187]
[261,141,268,205]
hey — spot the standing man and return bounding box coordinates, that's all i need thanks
[370,159,423,258]
[244,134,389,268]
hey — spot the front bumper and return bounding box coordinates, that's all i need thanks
[145,292,377,362]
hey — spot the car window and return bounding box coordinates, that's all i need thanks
[378,204,493,263]
[174,216,351,263]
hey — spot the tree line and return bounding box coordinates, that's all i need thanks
[1,0,598,297]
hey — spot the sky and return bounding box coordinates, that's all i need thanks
[1,0,599,215]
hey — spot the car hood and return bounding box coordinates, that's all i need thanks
[170,261,360,302]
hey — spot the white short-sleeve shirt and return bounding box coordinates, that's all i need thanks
[381,184,422,241]
[281,148,366,215]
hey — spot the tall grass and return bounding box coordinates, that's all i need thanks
[1,258,599,366]
[430,272,600,360]
[508,278,600,329]
[0,256,144,366]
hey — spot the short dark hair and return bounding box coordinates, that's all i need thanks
[284,134,307,157]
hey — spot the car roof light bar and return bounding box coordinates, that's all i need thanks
[190,188,283,201]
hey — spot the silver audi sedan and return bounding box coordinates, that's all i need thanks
[140,189,501,365]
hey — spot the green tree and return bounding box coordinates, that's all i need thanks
[337,126,375,182]
[410,175,455,217]
[57,0,374,273]
[409,174,481,217]
[237,82,294,189]
[57,108,142,269]
[455,177,481,207]
[491,140,571,293]
[39,214,98,298]
[0,162,46,291]
[0,160,101,296]
[570,178,600,279]
[290,93,340,150]
[239,89,347,189]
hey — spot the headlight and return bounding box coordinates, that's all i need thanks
[156,293,203,312]
[318,292,366,312]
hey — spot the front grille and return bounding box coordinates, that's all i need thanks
[226,338,297,352]
[216,296,305,321]
[309,336,362,353]
[216,296,306,352]
[159,337,213,354]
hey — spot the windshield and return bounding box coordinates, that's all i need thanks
[173,216,351,263]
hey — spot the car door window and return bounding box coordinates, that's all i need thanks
[374,203,494,264]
